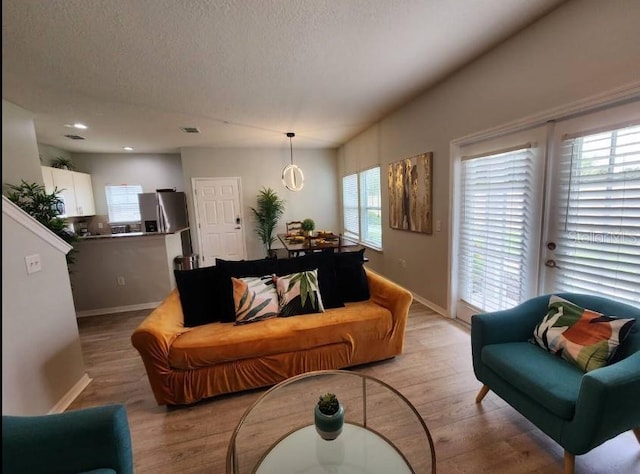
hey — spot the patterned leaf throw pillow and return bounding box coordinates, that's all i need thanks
[531,295,636,372]
[276,269,325,317]
[232,274,279,325]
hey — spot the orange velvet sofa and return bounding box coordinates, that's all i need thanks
[131,268,412,406]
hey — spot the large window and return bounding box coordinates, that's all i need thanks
[342,167,382,249]
[548,124,640,306]
[458,147,537,313]
[454,102,640,323]
[105,184,143,223]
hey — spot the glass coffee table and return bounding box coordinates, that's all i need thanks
[226,370,436,473]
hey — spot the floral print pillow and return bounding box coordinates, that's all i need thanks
[531,295,636,372]
[232,274,279,325]
[276,269,325,317]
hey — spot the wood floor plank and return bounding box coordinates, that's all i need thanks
[69,302,639,473]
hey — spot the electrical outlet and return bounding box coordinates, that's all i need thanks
[398,258,407,269]
[436,220,442,232]
[25,254,42,274]
[98,222,104,229]
[116,276,126,286]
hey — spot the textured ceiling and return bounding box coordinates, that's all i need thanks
[2,0,565,153]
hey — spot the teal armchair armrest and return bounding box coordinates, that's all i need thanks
[2,404,133,474]
[564,351,640,454]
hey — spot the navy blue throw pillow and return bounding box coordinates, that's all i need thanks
[276,252,344,309]
[174,265,235,327]
[334,249,370,302]
[216,257,278,278]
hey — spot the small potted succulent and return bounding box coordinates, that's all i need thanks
[301,218,315,236]
[314,393,344,441]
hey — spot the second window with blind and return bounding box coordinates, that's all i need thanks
[454,100,640,323]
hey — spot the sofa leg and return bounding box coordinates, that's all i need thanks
[633,428,640,444]
[564,451,575,474]
[475,384,490,403]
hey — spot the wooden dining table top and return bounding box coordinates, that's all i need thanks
[277,233,359,253]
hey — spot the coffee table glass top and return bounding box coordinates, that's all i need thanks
[226,370,436,474]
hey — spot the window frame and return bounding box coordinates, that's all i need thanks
[105,184,143,224]
[342,166,383,250]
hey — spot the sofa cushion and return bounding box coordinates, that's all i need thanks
[334,249,370,302]
[232,275,279,325]
[168,300,393,369]
[276,253,344,309]
[174,266,235,326]
[482,342,583,420]
[276,269,325,317]
[531,295,636,372]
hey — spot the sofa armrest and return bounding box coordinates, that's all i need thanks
[365,267,413,343]
[2,404,133,474]
[471,296,550,377]
[563,351,640,454]
[131,289,190,404]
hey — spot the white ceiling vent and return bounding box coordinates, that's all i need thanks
[64,134,86,140]
[180,127,200,134]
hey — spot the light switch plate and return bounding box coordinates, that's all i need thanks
[25,254,42,274]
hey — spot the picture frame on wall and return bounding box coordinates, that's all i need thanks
[388,152,433,234]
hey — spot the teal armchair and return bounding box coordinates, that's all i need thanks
[2,404,133,474]
[471,293,640,474]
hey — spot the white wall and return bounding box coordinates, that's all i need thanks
[2,200,87,415]
[2,100,44,191]
[71,152,183,216]
[341,0,640,313]
[181,147,340,259]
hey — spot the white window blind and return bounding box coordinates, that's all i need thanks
[360,167,382,248]
[458,148,535,313]
[553,124,640,306]
[105,184,143,223]
[342,174,359,240]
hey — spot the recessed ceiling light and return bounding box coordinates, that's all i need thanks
[64,123,88,129]
[123,146,134,151]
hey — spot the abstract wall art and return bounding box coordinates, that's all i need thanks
[388,152,433,234]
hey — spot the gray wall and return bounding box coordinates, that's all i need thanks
[180,147,340,259]
[341,0,640,312]
[2,200,87,415]
[2,100,43,192]
[71,152,183,216]
[38,144,72,167]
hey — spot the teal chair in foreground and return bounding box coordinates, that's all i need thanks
[2,404,133,474]
[472,293,640,474]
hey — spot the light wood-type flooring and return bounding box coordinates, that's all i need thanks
[69,302,639,473]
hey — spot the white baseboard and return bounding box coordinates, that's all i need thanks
[76,301,161,318]
[48,373,92,414]
[411,293,449,318]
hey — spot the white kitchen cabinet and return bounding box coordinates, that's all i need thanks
[72,171,96,216]
[41,166,96,217]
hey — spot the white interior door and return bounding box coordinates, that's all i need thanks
[193,177,246,266]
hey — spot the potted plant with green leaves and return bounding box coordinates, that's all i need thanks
[6,180,78,266]
[314,393,344,441]
[250,187,286,258]
[301,218,315,237]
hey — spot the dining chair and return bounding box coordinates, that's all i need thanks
[286,221,303,234]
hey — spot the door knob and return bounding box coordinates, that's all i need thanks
[547,242,557,251]
[545,259,558,268]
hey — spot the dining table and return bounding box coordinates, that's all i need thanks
[277,232,360,258]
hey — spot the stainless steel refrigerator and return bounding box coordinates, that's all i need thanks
[138,190,192,254]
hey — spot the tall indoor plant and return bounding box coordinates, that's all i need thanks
[6,180,78,265]
[250,187,285,257]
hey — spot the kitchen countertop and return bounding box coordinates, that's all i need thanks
[78,227,189,240]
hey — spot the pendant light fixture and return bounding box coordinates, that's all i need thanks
[282,132,304,192]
